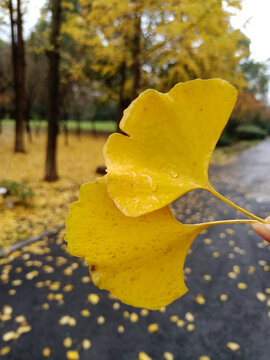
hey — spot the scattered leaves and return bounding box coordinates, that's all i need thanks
[220,294,228,301]
[59,315,76,326]
[256,292,267,302]
[66,350,80,360]
[97,316,105,324]
[130,313,139,323]
[195,294,206,305]
[227,342,240,351]
[148,323,159,333]
[82,339,91,350]
[88,294,100,305]
[117,325,125,333]
[164,352,174,360]
[63,337,72,348]
[237,282,248,290]
[80,309,91,317]
[0,346,10,356]
[138,352,152,360]
[43,348,51,357]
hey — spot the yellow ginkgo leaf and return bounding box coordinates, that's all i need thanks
[104,78,265,223]
[65,177,253,310]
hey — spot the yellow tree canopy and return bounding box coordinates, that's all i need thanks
[86,0,248,94]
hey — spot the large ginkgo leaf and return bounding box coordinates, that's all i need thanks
[66,177,203,309]
[104,78,237,217]
[65,177,253,310]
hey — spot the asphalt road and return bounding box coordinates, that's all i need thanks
[1,139,270,360]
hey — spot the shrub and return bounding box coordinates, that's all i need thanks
[0,180,34,204]
[235,124,268,140]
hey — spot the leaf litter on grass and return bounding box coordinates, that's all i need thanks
[0,129,107,249]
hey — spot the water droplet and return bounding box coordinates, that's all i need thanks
[169,170,179,178]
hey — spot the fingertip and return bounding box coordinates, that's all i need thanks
[252,218,270,243]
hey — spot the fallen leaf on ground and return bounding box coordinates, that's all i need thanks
[227,342,240,351]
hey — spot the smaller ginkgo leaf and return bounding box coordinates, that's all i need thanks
[65,177,254,310]
[104,78,237,217]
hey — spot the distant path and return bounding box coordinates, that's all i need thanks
[230,137,270,202]
[0,139,270,360]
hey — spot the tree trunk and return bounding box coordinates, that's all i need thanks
[131,13,141,100]
[45,0,61,181]
[25,118,32,142]
[25,97,32,142]
[63,121,69,146]
[117,61,126,131]
[76,114,81,139]
[9,0,26,153]
[35,119,41,136]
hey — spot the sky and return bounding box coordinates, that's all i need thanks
[229,0,270,63]
[23,0,270,63]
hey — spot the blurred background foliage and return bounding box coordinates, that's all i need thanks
[0,0,269,139]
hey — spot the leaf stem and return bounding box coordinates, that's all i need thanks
[208,187,268,224]
[200,219,257,227]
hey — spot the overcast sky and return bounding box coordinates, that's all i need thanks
[230,0,270,62]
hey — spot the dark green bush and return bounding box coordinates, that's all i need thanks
[217,130,237,146]
[235,124,268,140]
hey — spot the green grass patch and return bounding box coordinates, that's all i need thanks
[212,140,260,164]
[2,119,117,132]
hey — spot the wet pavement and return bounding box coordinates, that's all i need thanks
[0,138,270,360]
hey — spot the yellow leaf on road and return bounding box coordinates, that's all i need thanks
[148,323,159,333]
[66,350,80,360]
[43,348,51,357]
[88,294,99,304]
[0,346,10,356]
[138,352,152,360]
[227,342,240,351]
[82,339,91,350]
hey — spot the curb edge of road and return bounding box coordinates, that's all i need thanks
[0,224,65,258]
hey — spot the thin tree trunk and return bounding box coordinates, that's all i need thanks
[117,61,126,131]
[9,0,26,153]
[25,118,32,142]
[76,114,81,139]
[45,0,61,181]
[91,118,97,136]
[131,14,141,100]
[63,121,69,146]
[25,97,32,142]
[35,119,41,136]
[16,0,26,151]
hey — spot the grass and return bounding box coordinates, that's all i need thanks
[0,126,108,249]
[2,119,117,133]
[212,140,260,164]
